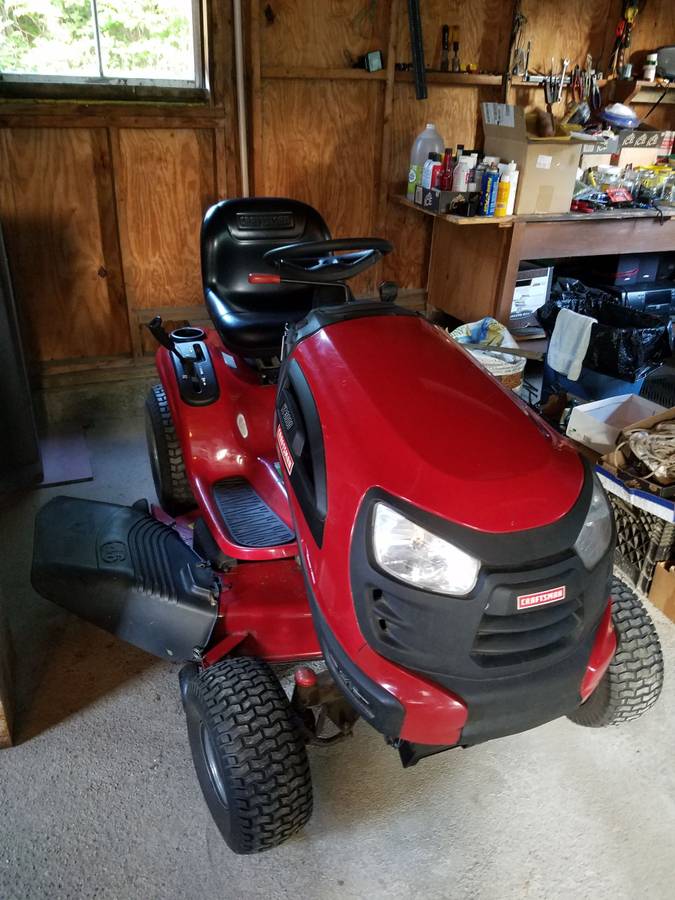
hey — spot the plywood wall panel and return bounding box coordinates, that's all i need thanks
[520,0,616,74]
[114,128,216,310]
[261,0,390,68]
[0,127,130,361]
[260,79,383,238]
[396,0,511,72]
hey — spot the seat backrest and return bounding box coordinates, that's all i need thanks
[201,197,332,311]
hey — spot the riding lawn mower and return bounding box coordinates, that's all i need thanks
[32,198,664,854]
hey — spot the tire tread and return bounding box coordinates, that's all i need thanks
[145,384,195,513]
[568,577,664,727]
[185,657,312,853]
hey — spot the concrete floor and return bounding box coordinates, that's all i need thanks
[1,382,675,900]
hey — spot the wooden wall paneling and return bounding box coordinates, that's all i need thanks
[250,0,264,193]
[204,0,227,108]
[113,128,216,356]
[520,0,619,74]
[260,78,384,294]
[260,0,390,69]
[427,218,511,320]
[260,79,383,236]
[600,0,675,72]
[90,128,134,356]
[376,0,400,233]
[0,127,131,361]
[214,128,229,198]
[205,0,239,197]
[396,0,511,73]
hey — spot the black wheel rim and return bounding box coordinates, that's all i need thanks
[200,722,229,810]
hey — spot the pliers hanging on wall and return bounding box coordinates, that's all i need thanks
[570,65,583,104]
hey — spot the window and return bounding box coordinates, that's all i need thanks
[0,0,202,88]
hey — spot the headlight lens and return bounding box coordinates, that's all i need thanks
[372,502,480,595]
[574,477,613,570]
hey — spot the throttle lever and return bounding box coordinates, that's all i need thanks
[145,317,193,374]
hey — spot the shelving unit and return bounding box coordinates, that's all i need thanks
[261,66,387,81]
[395,71,503,87]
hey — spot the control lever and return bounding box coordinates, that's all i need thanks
[146,316,183,357]
[378,281,399,303]
[146,316,199,382]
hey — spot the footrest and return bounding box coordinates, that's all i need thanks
[213,479,294,548]
[32,496,219,660]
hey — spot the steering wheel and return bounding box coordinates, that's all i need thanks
[263,238,393,283]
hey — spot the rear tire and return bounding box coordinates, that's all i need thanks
[145,384,195,516]
[568,577,664,727]
[180,657,313,854]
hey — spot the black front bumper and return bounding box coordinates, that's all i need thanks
[348,469,614,747]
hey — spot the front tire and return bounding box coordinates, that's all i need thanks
[568,577,664,727]
[144,384,195,516]
[180,657,313,854]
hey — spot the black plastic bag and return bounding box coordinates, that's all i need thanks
[537,278,671,381]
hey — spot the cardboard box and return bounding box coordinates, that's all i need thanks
[566,394,666,454]
[599,405,675,498]
[481,103,584,214]
[648,562,675,624]
[415,186,456,214]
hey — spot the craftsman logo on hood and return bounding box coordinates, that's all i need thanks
[276,424,294,475]
[517,585,566,611]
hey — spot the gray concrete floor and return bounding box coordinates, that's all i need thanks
[1,381,675,900]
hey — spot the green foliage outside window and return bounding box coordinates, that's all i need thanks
[0,0,196,81]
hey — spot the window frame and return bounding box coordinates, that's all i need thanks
[0,0,207,100]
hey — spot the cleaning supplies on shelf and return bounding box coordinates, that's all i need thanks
[452,156,473,192]
[407,123,444,199]
[422,152,443,189]
[494,168,512,217]
[478,166,499,215]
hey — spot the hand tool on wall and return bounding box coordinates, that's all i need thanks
[570,65,582,104]
[406,0,427,99]
[440,24,449,71]
[608,2,641,76]
[558,57,570,102]
[590,72,601,112]
[451,26,460,73]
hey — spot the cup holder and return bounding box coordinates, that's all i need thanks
[171,326,206,343]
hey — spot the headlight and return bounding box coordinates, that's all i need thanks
[574,477,613,570]
[372,502,480,595]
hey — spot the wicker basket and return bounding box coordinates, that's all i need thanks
[467,348,527,392]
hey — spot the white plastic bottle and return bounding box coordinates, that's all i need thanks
[407,124,444,199]
[452,156,472,192]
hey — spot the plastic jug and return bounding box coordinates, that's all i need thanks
[407,124,444,199]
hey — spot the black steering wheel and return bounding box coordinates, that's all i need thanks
[263,238,393,283]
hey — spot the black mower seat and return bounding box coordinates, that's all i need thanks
[201,197,344,357]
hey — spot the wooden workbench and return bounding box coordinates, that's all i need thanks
[397,196,675,325]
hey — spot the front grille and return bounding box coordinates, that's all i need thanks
[471,598,582,667]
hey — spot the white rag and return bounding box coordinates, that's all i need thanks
[547,307,596,381]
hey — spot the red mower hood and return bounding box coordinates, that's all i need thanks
[293,314,584,533]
